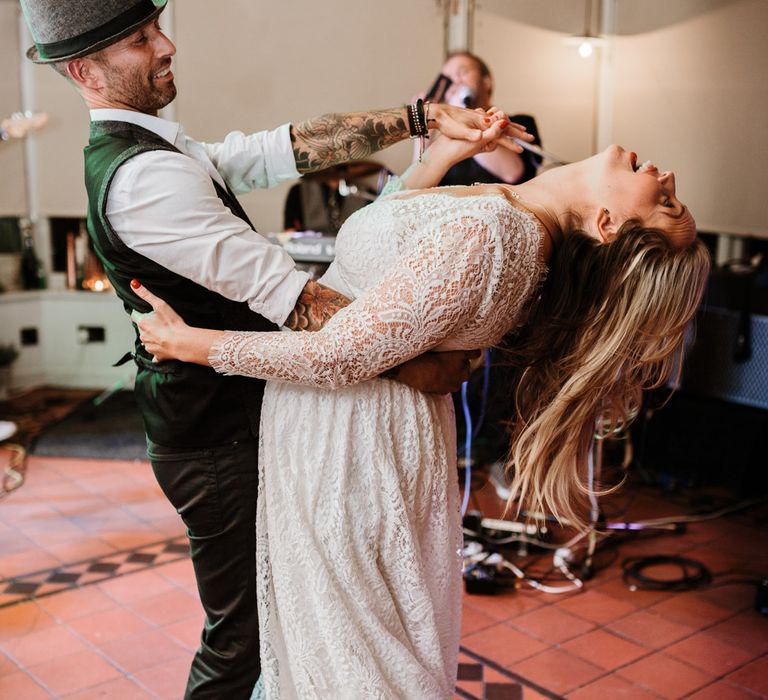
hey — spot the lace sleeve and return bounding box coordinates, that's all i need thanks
[210,211,500,389]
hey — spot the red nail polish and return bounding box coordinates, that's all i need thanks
[130,279,140,289]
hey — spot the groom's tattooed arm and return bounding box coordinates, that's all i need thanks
[289,104,521,174]
[290,109,409,174]
[283,280,351,332]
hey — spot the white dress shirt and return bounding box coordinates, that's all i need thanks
[90,108,309,326]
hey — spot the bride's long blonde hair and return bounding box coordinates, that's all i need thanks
[504,221,710,528]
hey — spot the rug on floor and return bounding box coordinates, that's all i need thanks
[32,389,147,460]
[0,386,99,449]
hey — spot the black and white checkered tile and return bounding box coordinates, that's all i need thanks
[0,536,189,608]
[1,537,561,700]
[455,646,563,700]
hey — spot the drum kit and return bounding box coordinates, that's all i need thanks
[301,160,392,202]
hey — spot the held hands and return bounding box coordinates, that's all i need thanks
[403,107,529,189]
[425,107,531,173]
[430,103,533,154]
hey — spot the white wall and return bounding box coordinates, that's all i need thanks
[12,0,445,232]
[0,291,136,390]
[476,0,768,237]
[32,62,90,217]
[173,0,445,233]
[475,0,598,164]
[0,2,27,216]
[610,0,768,236]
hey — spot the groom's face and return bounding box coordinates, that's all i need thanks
[88,18,177,115]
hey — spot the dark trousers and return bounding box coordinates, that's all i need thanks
[148,437,260,700]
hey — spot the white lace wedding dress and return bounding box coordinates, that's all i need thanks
[210,190,544,699]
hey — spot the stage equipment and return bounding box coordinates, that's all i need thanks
[464,418,694,596]
[509,138,571,167]
[640,263,768,494]
[300,161,391,191]
[424,73,453,104]
[757,578,768,615]
[682,262,768,410]
[683,309,768,411]
[622,554,767,616]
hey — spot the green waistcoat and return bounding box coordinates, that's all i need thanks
[84,120,277,448]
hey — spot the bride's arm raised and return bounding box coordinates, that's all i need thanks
[276,110,516,333]
[396,108,517,191]
[132,213,497,390]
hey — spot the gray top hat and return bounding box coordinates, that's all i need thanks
[20,0,167,64]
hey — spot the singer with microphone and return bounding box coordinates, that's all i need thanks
[419,52,544,487]
[426,51,543,188]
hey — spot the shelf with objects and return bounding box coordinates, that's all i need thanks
[0,216,135,392]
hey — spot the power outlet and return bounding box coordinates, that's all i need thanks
[77,326,106,344]
[20,327,38,346]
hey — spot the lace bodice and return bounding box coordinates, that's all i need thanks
[210,192,545,387]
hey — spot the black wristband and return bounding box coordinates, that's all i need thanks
[406,103,417,137]
[415,99,427,134]
[407,101,428,138]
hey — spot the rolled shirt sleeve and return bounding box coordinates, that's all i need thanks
[200,123,299,194]
[107,149,308,326]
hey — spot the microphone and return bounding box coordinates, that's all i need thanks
[455,86,475,108]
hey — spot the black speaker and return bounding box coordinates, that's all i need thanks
[637,266,768,495]
[638,392,768,495]
[683,306,768,410]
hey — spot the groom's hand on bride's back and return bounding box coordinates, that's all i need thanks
[385,350,481,394]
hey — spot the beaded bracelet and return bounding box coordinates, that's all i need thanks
[408,99,430,161]
[406,102,420,138]
[407,101,428,135]
[415,99,427,135]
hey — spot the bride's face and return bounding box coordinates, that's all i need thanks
[589,145,696,248]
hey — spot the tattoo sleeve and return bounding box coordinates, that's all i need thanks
[290,108,408,173]
[283,280,352,332]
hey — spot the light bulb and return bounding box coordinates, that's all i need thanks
[578,41,593,58]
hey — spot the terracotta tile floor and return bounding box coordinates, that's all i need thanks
[1,450,766,699]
